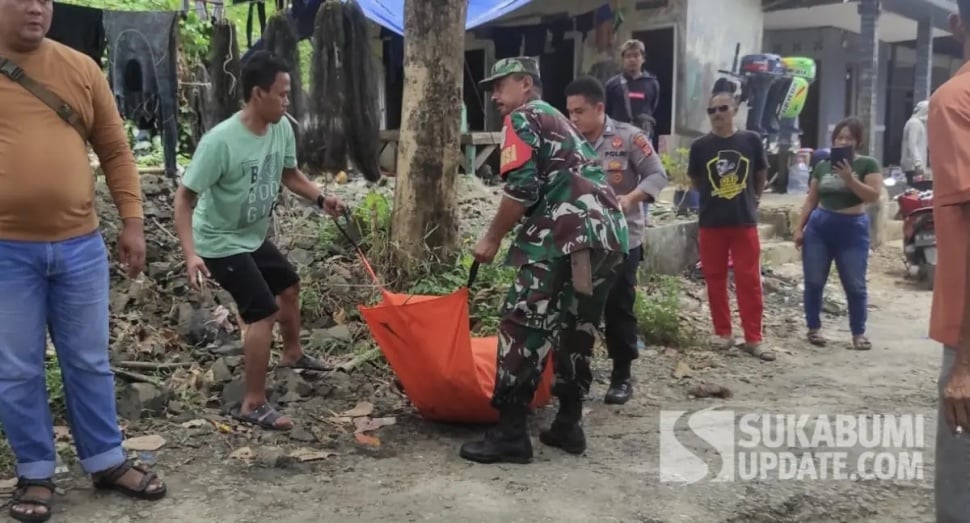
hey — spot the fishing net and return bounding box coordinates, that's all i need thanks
[206,19,242,131]
[303,0,381,181]
[305,0,345,173]
[264,14,305,151]
[341,0,381,182]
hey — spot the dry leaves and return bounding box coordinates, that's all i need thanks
[289,448,337,462]
[205,305,236,333]
[689,383,733,399]
[122,434,167,451]
[332,402,395,448]
[353,432,380,447]
[672,360,693,379]
[229,446,253,461]
[340,401,374,418]
[0,477,17,495]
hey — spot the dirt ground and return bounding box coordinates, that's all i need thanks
[6,239,932,523]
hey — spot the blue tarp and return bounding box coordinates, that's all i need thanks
[245,0,536,58]
[353,0,536,35]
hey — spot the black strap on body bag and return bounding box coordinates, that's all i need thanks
[0,56,88,140]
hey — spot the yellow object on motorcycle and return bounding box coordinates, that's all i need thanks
[779,77,810,119]
[781,56,817,81]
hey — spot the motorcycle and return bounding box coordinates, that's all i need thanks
[716,45,818,193]
[892,181,936,290]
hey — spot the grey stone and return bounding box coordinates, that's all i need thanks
[210,358,234,384]
[308,326,353,350]
[256,446,288,468]
[640,221,699,277]
[211,341,244,357]
[289,248,314,266]
[288,426,317,443]
[117,382,168,420]
[220,379,246,411]
[148,261,173,279]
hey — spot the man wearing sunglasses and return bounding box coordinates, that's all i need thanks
[687,89,772,361]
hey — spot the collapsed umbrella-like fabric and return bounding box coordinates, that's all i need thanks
[351,249,553,424]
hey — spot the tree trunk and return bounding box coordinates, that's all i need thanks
[390,0,467,269]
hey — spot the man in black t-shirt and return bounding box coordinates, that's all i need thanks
[687,90,774,361]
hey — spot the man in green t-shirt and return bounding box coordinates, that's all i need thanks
[173,51,345,431]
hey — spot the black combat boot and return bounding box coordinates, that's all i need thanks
[459,405,533,464]
[538,394,586,455]
[604,360,634,405]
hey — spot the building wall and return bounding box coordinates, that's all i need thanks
[682,0,763,138]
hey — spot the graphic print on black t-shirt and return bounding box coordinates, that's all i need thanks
[688,131,765,228]
[706,149,750,200]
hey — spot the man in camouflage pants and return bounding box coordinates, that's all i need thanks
[460,57,629,464]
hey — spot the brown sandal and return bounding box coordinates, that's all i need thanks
[851,336,872,351]
[743,343,776,361]
[92,459,167,501]
[807,330,827,347]
[9,478,54,522]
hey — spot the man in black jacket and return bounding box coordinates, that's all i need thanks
[604,39,661,138]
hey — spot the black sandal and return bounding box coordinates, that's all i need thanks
[230,402,293,431]
[92,459,167,501]
[9,478,54,522]
[278,354,333,372]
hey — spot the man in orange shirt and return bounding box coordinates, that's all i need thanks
[928,0,970,519]
[0,1,166,520]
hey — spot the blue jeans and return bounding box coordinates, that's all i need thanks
[0,231,125,479]
[802,207,870,336]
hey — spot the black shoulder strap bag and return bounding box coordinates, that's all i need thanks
[0,55,88,140]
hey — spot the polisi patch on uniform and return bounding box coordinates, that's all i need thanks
[500,116,531,178]
[604,150,627,158]
[611,137,624,150]
[633,134,653,156]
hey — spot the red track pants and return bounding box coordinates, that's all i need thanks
[698,226,763,343]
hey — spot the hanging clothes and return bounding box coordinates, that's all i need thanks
[182,0,224,20]
[490,27,523,59]
[47,4,105,66]
[522,26,546,56]
[381,28,404,86]
[103,11,180,178]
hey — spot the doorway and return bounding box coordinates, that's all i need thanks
[538,38,575,114]
[633,27,675,141]
[799,61,820,149]
[464,49,486,131]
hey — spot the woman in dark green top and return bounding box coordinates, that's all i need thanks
[793,117,883,350]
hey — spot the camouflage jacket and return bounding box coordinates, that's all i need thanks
[499,99,629,267]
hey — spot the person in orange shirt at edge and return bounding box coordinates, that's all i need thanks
[0,0,166,521]
[928,0,970,519]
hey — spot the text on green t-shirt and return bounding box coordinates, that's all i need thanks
[181,112,298,258]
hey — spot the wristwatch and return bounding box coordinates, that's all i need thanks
[316,194,325,209]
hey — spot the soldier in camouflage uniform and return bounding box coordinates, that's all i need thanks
[459,57,629,465]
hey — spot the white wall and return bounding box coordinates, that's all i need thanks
[682,0,764,139]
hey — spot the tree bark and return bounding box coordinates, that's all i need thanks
[390,0,467,268]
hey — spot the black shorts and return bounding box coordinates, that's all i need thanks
[202,240,300,324]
